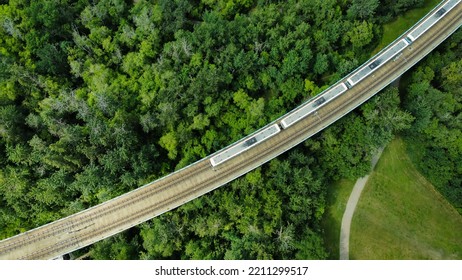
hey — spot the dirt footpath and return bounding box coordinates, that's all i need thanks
[339,148,384,260]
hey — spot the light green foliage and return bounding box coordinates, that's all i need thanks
[402,31,462,212]
[201,0,255,17]
[347,21,374,49]
[0,0,436,259]
[225,89,265,132]
[141,152,328,260]
[159,131,178,160]
[304,79,320,97]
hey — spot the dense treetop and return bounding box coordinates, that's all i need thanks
[2,0,456,260]
[402,30,462,214]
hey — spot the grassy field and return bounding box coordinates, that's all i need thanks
[321,178,355,259]
[320,0,453,260]
[372,0,442,54]
[349,137,462,259]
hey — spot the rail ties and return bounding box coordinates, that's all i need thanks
[1,160,210,258]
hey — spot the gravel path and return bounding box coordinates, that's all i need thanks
[339,147,384,260]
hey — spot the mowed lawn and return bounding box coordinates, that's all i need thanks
[349,137,462,259]
[321,179,355,259]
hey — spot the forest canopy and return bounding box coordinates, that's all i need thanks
[2,0,456,260]
[402,30,462,214]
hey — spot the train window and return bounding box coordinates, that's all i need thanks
[369,60,380,70]
[436,8,446,17]
[314,97,326,107]
[244,137,257,147]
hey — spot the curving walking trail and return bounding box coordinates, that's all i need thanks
[339,148,384,260]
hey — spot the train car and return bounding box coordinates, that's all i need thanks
[280,83,348,129]
[210,124,281,167]
[407,0,460,41]
[314,97,326,107]
[347,38,409,87]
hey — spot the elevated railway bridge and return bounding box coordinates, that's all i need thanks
[1,0,461,259]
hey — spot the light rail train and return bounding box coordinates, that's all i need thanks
[0,0,460,261]
[209,0,460,168]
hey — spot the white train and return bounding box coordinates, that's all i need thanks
[209,0,460,168]
[209,124,281,167]
[346,39,410,87]
[407,0,460,41]
[280,83,348,129]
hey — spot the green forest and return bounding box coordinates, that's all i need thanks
[0,0,459,259]
[401,31,462,214]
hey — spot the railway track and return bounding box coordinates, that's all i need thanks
[1,0,461,260]
[0,160,211,256]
